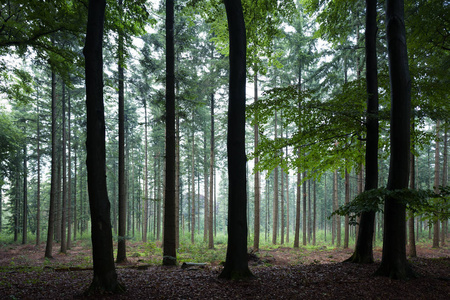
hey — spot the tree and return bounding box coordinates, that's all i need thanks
[345,0,379,264]
[374,0,416,280]
[44,69,57,259]
[219,0,253,280]
[116,0,127,263]
[83,0,123,293]
[163,0,177,266]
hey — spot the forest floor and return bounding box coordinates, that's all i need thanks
[0,240,449,299]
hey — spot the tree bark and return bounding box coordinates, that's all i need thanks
[346,0,378,264]
[163,0,177,266]
[209,93,215,249]
[45,69,57,259]
[408,151,416,257]
[219,0,253,280]
[61,83,67,253]
[374,0,415,279]
[83,0,123,293]
[432,120,440,248]
[253,73,260,251]
[116,0,127,263]
[293,171,301,248]
[272,112,278,245]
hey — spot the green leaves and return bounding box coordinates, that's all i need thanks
[247,78,367,180]
[331,186,450,225]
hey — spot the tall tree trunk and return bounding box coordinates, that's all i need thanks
[302,172,307,245]
[61,83,67,254]
[374,0,415,279]
[219,0,253,280]
[346,0,378,264]
[253,73,260,251]
[209,93,215,249]
[307,179,311,244]
[203,130,208,243]
[344,169,350,249]
[22,142,27,245]
[163,0,177,266]
[116,0,127,263]
[142,103,148,244]
[293,171,301,248]
[191,127,195,244]
[36,102,41,245]
[73,149,77,241]
[441,127,447,246]
[45,69,57,259]
[432,120,440,248]
[272,112,278,245]
[313,179,316,246]
[67,91,72,249]
[83,0,122,292]
[408,151,416,257]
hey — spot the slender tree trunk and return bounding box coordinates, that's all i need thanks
[73,149,77,241]
[302,172,307,246]
[163,0,177,265]
[67,92,72,249]
[408,151,416,257]
[60,83,67,253]
[36,103,41,245]
[45,69,57,259]
[313,179,316,246]
[433,120,440,248]
[441,127,447,246]
[22,142,27,245]
[209,93,215,249]
[191,127,195,244]
[344,169,350,249]
[116,0,127,263]
[219,0,253,279]
[307,179,311,244]
[142,103,148,244]
[374,0,415,279]
[294,171,301,248]
[253,73,260,251]
[83,0,122,292]
[272,112,278,245]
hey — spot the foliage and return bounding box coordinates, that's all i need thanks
[332,186,450,225]
[247,79,367,179]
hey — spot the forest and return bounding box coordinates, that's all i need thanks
[0,0,449,298]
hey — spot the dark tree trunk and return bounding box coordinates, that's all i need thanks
[22,143,27,245]
[344,169,349,249]
[432,120,440,248]
[408,151,416,257]
[116,0,127,263]
[374,0,415,279]
[61,83,67,254]
[67,91,72,249]
[209,93,215,249]
[36,103,41,245]
[219,0,253,280]
[302,172,307,245]
[253,73,260,251]
[163,0,177,266]
[346,0,378,264]
[83,0,123,293]
[45,69,57,259]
